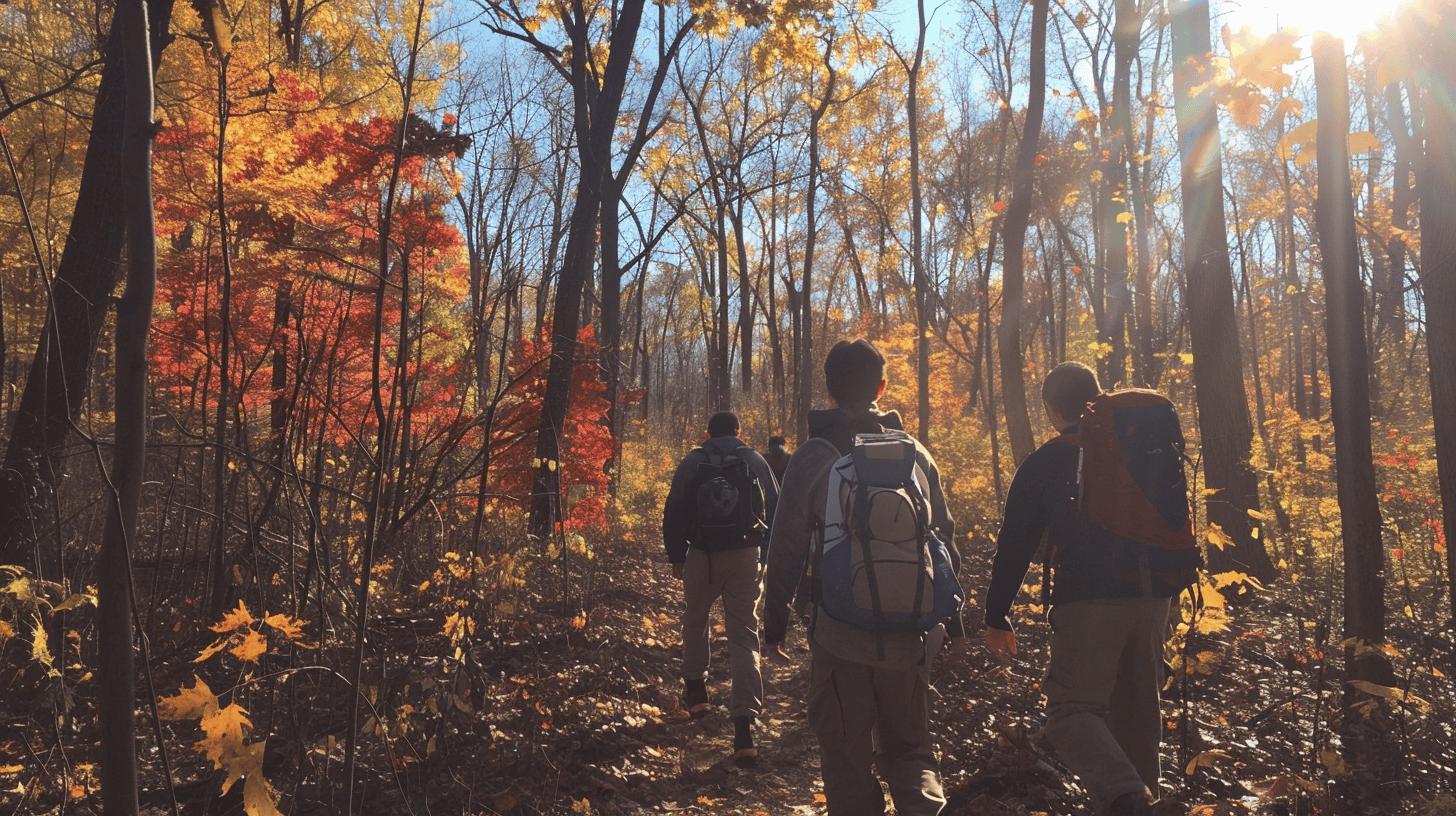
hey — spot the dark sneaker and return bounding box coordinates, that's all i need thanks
[1104,792,1153,816]
[684,678,711,719]
[732,716,758,767]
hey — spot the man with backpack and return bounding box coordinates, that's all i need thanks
[663,411,779,765]
[984,362,1200,816]
[763,339,966,816]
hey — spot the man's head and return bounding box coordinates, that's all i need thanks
[1041,361,1101,428]
[707,411,740,438]
[824,339,887,407]
[768,435,786,452]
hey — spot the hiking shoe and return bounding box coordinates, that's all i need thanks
[684,678,711,719]
[1104,792,1153,816]
[732,716,758,767]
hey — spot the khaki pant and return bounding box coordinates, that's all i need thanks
[682,546,763,718]
[807,643,946,816]
[1045,596,1171,808]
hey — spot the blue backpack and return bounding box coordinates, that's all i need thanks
[814,432,963,632]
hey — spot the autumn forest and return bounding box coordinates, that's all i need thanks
[1,0,1454,813]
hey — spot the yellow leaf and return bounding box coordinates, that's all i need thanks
[211,600,255,634]
[243,766,284,816]
[1276,119,1319,163]
[262,613,306,641]
[1185,748,1235,775]
[1205,523,1234,551]
[230,630,268,664]
[1073,140,1089,151]
[1115,211,1134,225]
[195,638,230,664]
[52,593,96,613]
[1347,131,1382,154]
[1179,352,1195,366]
[160,676,219,720]
[0,620,13,642]
[0,764,23,774]
[199,703,252,768]
[3,577,35,602]
[31,622,53,667]
[1346,679,1432,714]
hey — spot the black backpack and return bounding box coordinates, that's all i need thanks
[687,447,764,551]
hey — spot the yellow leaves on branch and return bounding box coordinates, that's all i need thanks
[196,601,309,665]
[160,676,284,816]
[1183,26,1301,127]
[1276,118,1383,167]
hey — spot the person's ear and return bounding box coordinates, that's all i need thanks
[876,379,887,400]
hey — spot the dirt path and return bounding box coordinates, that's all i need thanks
[573,546,831,815]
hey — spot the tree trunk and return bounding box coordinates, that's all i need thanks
[528,0,648,536]
[1312,34,1398,805]
[997,0,1048,465]
[1170,0,1275,582]
[796,46,836,441]
[0,0,177,570]
[1416,13,1456,626]
[99,0,157,809]
[907,0,932,444]
[1101,0,1138,387]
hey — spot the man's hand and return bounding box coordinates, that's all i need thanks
[765,641,792,663]
[985,626,1017,662]
[939,635,971,671]
[671,562,685,581]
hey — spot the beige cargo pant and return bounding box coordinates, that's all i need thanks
[1045,596,1172,808]
[682,546,763,718]
[807,645,946,816]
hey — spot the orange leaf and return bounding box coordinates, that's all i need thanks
[159,675,218,721]
[230,630,268,663]
[199,702,252,768]
[211,600,255,634]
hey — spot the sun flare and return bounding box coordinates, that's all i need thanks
[1229,0,1404,44]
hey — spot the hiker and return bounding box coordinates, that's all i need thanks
[763,339,966,816]
[765,435,791,482]
[983,362,1201,816]
[663,411,780,765]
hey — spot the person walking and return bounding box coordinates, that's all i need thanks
[663,411,779,765]
[984,362,1200,816]
[763,339,966,816]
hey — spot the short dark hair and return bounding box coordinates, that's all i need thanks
[824,339,885,406]
[1041,362,1101,422]
[707,411,740,438]
[768,435,786,449]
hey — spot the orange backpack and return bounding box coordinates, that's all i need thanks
[1072,389,1197,552]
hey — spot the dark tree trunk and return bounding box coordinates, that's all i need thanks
[1312,34,1398,806]
[997,0,1048,465]
[796,46,836,441]
[1100,0,1138,387]
[99,0,157,809]
[1170,0,1275,582]
[1416,12,1456,626]
[528,0,649,536]
[907,0,932,444]
[0,0,177,570]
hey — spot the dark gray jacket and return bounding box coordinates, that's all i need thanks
[662,435,780,564]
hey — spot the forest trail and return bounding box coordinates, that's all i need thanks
[476,536,1076,816]
[552,542,830,815]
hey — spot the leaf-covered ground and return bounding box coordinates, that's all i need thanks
[308,536,1455,815]
[3,531,1454,815]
